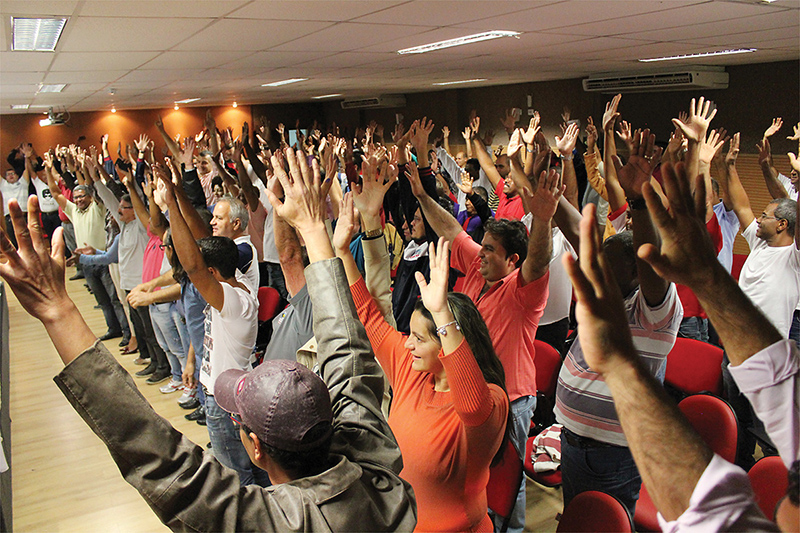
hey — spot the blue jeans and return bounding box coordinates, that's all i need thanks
[491,395,536,533]
[150,302,188,382]
[561,430,640,517]
[84,263,129,338]
[204,394,270,487]
[679,316,709,344]
[182,281,207,405]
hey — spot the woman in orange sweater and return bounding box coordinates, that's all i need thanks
[333,193,510,532]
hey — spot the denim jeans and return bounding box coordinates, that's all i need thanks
[560,430,641,517]
[150,302,188,382]
[678,316,709,344]
[204,394,271,487]
[83,263,129,337]
[491,394,536,533]
[182,281,207,405]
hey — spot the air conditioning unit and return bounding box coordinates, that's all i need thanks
[582,68,728,93]
[340,94,406,110]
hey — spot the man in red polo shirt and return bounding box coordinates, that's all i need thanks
[407,164,563,533]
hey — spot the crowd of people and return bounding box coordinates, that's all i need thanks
[0,94,798,532]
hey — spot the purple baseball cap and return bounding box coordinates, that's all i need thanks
[215,360,333,452]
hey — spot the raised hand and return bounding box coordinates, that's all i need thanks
[410,117,435,167]
[507,128,525,160]
[788,152,800,174]
[638,162,720,289]
[501,108,518,133]
[458,170,474,195]
[562,202,636,375]
[525,168,566,221]
[442,126,450,139]
[556,122,580,157]
[0,197,70,324]
[332,192,357,254]
[415,237,450,316]
[764,117,783,139]
[404,161,425,199]
[265,147,331,233]
[482,129,495,147]
[561,106,571,124]
[135,134,150,154]
[585,117,598,153]
[469,116,480,140]
[461,127,471,143]
[613,129,663,199]
[602,94,622,132]
[354,154,395,219]
[726,133,740,167]
[616,120,635,153]
[672,97,716,143]
[698,129,726,166]
[176,137,196,167]
[522,112,541,145]
[788,122,800,142]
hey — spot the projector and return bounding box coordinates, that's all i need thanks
[39,107,67,127]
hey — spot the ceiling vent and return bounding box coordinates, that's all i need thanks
[340,94,406,110]
[583,68,728,93]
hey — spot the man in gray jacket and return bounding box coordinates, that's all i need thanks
[0,195,416,529]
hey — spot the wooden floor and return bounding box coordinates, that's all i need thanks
[9,268,562,532]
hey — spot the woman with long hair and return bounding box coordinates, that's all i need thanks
[333,193,510,532]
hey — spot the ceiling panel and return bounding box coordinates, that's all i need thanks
[49,51,160,71]
[141,51,253,70]
[227,1,404,21]
[174,19,333,51]
[0,52,55,71]
[352,1,537,25]
[79,1,250,18]
[0,1,78,16]
[43,70,129,83]
[270,22,437,52]
[59,17,213,52]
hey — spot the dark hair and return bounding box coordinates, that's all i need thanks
[473,186,488,203]
[769,198,797,234]
[465,158,481,180]
[412,293,513,464]
[162,229,187,283]
[483,218,528,267]
[211,175,223,188]
[197,236,238,279]
[789,460,799,507]
[241,421,332,479]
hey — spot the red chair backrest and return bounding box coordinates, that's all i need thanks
[665,338,724,396]
[486,439,523,525]
[557,491,633,532]
[748,455,789,520]
[533,340,562,398]
[678,394,739,463]
[731,253,748,281]
[257,286,282,323]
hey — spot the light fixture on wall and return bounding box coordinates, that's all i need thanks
[111,106,116,113]
[232,101,238,108]
[174,104,179,110]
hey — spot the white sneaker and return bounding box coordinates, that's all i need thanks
[177,386,196,405]
[159,379,182,394]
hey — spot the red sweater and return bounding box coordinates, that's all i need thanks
[350,279,509,532]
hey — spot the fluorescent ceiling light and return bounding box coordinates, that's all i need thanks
[312,94,342,99]
[10,104,30,110]
[262,78,308,87]
[11,17,67,51]
[398,31,520,55]
[432,78,487,86]
[37,84,67,93]
[639,48,757,62]
[174,97,201,104]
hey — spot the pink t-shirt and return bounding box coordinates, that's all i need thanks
[451,231,549,400]
[141,229,165,284]
[493,180,525,221]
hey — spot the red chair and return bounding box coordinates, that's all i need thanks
[557,491,633,532]
[635,393,739,531]
[534,339,562,399]
[748,455,789,520]
[524,430,562,488]
[257,286,282,323]
[665,337,724,397]
[487,439,523,533]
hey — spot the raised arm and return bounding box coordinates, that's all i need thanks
[716,132,755,229]
[613,129,669,306]
[757,137,789,199]
[520,169,563,285]
[788,153,800,249]
[555,122,580,207]
[470,116,503,190]
[406,162,463,243]
[42,151,68,211]
[672,97,716,190]
[601,94,627,212]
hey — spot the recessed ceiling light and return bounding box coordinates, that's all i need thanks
[174,104,180,110]
[11,17,67,52]
[312,94,342,99]
[398,31,520,55]
[432,79,487,86]
[111,106,116,113]
[261,78,308,87]
[10,104,30,110]
[37,84,67,93]
[639,48,757,62]
[174,97,201,104]
[232,101,238,108]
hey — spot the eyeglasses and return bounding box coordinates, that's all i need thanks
[119,205,133,210]
[758,212,783,222]
[73,195,87,200]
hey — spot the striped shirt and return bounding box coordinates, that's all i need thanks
[554,284,683,446]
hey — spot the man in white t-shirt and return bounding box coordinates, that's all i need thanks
[162,175,265,487]
[1,169,29,247]
[719,139,800,468]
